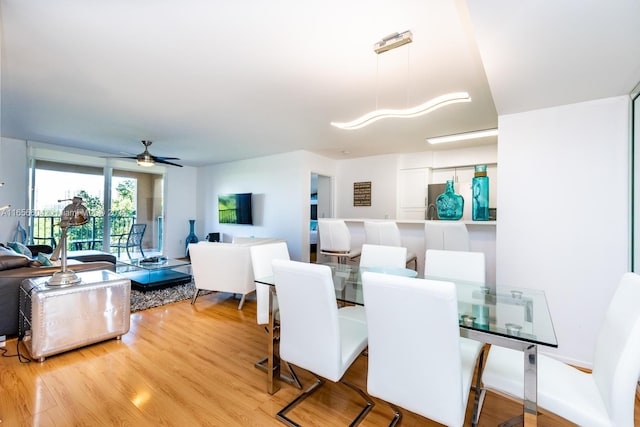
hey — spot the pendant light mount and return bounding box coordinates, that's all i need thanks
[374,30,413,54]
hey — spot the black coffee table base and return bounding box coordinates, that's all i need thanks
[123,269,192,291]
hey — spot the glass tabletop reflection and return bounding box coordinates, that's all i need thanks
[255,263,557,348]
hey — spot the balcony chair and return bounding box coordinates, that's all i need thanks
[361,271,485,426]
[479,272,640,427]
[424,221,470,252]
[359,243,407,270]
[363,220,417,270]
[318,219,361,264]
[249,241,301,389]
[110,223,146,259]
[271,259,373,426]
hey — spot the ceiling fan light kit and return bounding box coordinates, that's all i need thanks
[107,140,183,167]
[136,146,156,167]
[137,159,155,167]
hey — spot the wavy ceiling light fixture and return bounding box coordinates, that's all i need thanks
[331,92,472,130]
[331,30,472,130]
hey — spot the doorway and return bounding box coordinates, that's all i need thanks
[310,173,332,262]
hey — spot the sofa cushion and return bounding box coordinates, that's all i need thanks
[67,250,116,264]
[6,241,32,258]
[0,246,31,270]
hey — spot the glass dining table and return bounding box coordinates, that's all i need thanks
[255,262,558,427]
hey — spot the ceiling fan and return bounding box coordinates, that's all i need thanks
[110,140,183,167]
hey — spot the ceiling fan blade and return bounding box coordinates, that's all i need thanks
[102,155,138,160]
[155,158,183,167]
[103,141,183,166]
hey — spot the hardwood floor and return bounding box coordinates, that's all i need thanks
[0,292,637,426]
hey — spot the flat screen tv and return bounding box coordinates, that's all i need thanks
[218,193,253,225]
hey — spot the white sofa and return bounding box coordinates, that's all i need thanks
[188,238,284,309]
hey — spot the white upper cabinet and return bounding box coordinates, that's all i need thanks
[398,168,428,208]
[397,168,429,219]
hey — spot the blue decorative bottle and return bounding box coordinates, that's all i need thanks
[472,165,490,221]
[436,180,464,220]
[185,219,199,257]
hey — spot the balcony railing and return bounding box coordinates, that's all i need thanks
[30,215,137,251]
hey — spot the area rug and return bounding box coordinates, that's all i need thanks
[130,281,197,312]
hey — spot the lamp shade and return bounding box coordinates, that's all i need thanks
[59,196,90,227]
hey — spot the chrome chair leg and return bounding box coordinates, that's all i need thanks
[237,294,246,310]
[276,376,374,427]
[255,357,302,389]
[191,288,200,304]
[378,400,402,427]
[341,380,375,426]
[471,345,486,427]
[499,414,524,427]
[277,377,325,427]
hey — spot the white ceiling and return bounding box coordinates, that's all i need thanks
[1,0,639,167]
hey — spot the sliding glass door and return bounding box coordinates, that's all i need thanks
[31,161,104,248]
[30,160,163,255]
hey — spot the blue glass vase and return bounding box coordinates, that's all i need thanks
[185,219,199,257]
[436,180,464,220]
[472,165,490,221]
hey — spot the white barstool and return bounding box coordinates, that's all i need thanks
[318,219,361,264]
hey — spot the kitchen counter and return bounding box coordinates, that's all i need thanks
[324,218,497,285]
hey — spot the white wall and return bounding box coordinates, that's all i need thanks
[497,96,630,367]
[197,150,336,262]
[163,165,198,259]
[336,154,399,219]
[0,138,29,242]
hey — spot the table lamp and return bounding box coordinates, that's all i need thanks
[47,196,90,286]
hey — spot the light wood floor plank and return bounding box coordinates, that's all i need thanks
[1,291,638,426]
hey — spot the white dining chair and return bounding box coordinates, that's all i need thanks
[425,221,470,252]
[361,271,484,426]
[272,259,373,426]
[363,220,417,270]
[359,243,407,270]
[424,249,487,355]
[318,219,361,264]
[479,272,640,427]
[249,241,301,388]
[424,249,485,284]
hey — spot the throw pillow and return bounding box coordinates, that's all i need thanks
[37,252,53,266]
[6,241,33,258]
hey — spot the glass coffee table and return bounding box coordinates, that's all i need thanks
[116,257,192,291]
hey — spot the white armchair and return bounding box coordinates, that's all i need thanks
[189,242,257,310]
